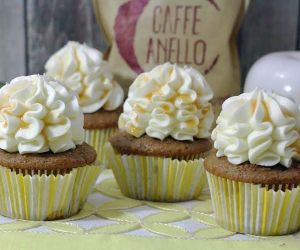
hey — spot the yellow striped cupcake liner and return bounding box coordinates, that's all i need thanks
[0,164,102,221]
[206,171,300,235]
[84,128,118,166]
[106,143,207,202]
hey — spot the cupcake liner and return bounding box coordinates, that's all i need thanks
[206,171,300,235]
[84,128,118,166]
[0,165,102,221]
[106,143,207,202]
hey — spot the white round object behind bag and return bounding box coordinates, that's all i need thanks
[244,51,300,105]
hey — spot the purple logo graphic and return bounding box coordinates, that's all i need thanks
[114,0,149,74]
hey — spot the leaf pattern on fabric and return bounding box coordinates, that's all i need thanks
[0,170,299,241]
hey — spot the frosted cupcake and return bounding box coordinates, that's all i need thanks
[107,63,214,202]
[205,88,300,235]
[0,75,101,220]
[45,41,124,165]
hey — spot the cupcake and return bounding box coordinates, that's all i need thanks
[205,88,300,235]
[45,41,124,166]
[107,63,214,202]
[0,75,101,220]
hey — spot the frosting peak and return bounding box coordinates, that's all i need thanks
[212,88,300,168]
[45,41,124,113]
[0,75,84,154]
[119,63,214,141]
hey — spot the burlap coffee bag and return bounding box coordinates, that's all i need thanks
[93,0,249,99]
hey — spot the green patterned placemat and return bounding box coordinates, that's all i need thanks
[0,170,298,249]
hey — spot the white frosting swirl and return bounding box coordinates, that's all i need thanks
[212,89,300,168]
[119,63,214,141]
[45,41,124,113]
[0,75,84,154]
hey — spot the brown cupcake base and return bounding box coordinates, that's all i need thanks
[0,143,96,171]
[84,107,122,129]
[109,131,212,158]
[204,150,300,185]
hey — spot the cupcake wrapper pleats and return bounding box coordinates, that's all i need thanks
[84,128,118,166]
[107,143,207,202]
[0,165,102,221]
[206,171,300,235]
